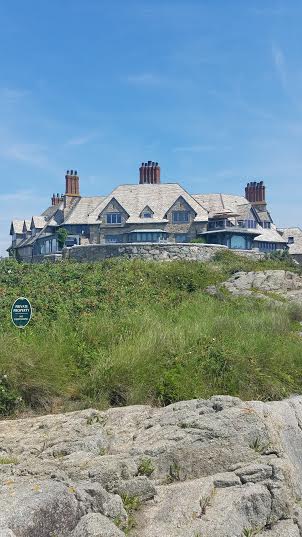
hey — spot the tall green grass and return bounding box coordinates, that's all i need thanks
[0,253,301,414]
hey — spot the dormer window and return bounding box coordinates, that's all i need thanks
[263,221,271,229]
[140,206,154,219]
[106,213,122,224]
[288,236,294,244]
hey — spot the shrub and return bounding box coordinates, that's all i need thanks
[0,374,22,415]
[57,228,68,249]
[190,237,206,244]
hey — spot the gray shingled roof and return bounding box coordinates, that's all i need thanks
[42,205,62,220]
[278,227,302,253]
[64,197,106,224]
[87,184,209,224]
[193,193,248,218]
[31,216,47,229]
[254,225,287,244]
[10,220,24,235]
[23,220,31,231]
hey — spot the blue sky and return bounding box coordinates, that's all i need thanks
[1,0,302,255]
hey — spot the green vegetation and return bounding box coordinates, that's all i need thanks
[137,458,155,477]
[0,252,301,416]
[120,493,141,534]
[0,456,18,465]
[56,228,68,248]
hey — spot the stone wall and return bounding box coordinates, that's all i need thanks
[63,242,265,263]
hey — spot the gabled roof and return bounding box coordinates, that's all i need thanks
[278,227,302,254]
[140,205,154,217]
[22,220,31,232]
[10,220,24,235]
[31,216,47,230]
[63,197,106,224]
[88,184,209,224]
[42,204,62,220]
[254,225,287,244]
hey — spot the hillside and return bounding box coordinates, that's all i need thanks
[0,251,302,416]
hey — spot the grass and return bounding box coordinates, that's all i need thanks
[0,456,18,465]
[137,459,155,477]
[0,253,301,415]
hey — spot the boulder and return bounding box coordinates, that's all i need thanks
[71,513,125,537]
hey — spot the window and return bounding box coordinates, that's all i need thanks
[175,234,188,242]
[230,235,247,250]
[142,212,153,218]
[106,235,122,243]
[208,220,229,229]
[257,242,277,251]
[106,213,122,224]
[172,211,189,223]
[263,222,271,229]
[65,225,89,236]
[129,232,166,243]
[237,220,256,229]
[288,236,294,244]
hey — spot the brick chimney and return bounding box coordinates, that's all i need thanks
[245,181,266,208]
[139,161,160,184]
[64,169,80,208]
[51,193,64,206]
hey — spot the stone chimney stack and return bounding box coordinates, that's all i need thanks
[64,170,80,208]
[139,161,160,184]
[245,181,266,208]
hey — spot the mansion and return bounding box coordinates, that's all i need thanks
[8,161,301,262]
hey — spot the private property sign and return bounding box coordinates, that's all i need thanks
[11,298,32,329]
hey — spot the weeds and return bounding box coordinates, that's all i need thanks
[137,458,155,477]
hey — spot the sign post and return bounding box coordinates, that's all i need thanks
[11,297,32,329]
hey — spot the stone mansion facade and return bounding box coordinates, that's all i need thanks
[8,161,300,262]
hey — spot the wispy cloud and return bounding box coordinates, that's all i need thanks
[250,6,289,17]
[126,73,168,86]
[0,143,50,168]
[66,134,95,146]
[0,190,45,203]
[271,43,288,91]
[173,144,230,153]
[173,145,214,153]
[0,87,29,104]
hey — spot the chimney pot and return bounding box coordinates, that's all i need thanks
[139,160,161,184]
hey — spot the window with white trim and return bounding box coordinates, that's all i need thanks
[106,213,122,224]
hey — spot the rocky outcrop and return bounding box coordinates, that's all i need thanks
[2,396,302,535]
[207,270,302,303]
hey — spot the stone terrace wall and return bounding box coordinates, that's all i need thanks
[62,243,265,263]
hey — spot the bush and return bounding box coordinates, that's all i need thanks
[0,374,22,415]
[57,228,68,248]
[190,237,206,244]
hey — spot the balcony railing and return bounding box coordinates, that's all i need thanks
[207,219,257,231]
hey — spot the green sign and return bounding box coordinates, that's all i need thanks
[11,297,32,329]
